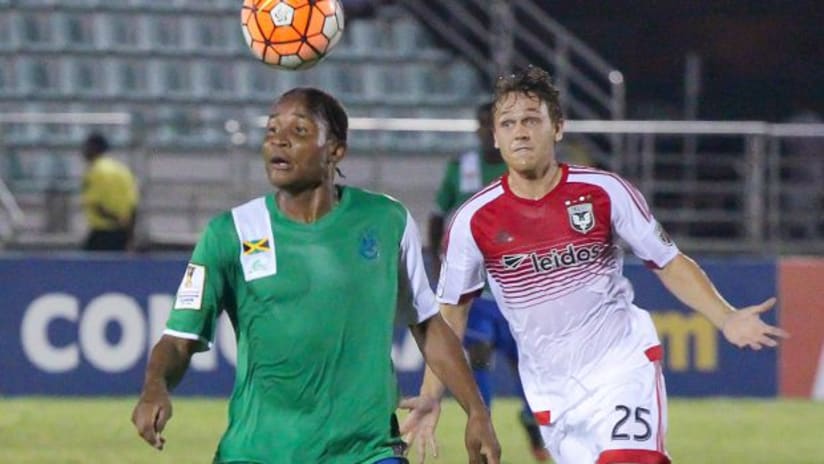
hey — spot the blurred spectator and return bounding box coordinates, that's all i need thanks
[80,133,139,251]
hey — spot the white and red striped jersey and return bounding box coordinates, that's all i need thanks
[436,163,679,422]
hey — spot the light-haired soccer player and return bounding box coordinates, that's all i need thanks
[429,101,549,461]
[400,67,788,464]
[131,88,500,464]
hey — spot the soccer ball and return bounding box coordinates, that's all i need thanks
[241,0,345,70]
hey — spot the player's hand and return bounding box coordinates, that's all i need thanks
[131,382,173,450]
[722,297,790,350]
[399,395,441,463]
[465,409,500,464]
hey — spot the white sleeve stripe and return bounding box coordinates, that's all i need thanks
[613,174,651,219]
[437,189,495,304]
[163,328,213,349]
[437,280,485,304]
[442,180,502,244]
[569,171,652,221]
[400,209,439,323]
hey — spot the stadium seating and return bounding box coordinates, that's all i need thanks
[4,1,819,253]
[0,0,485,247]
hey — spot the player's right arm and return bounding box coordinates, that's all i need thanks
[131,336,200,450]
[399,298,475,463]
[131,215,233,450]
[394,205,496,464]
[413,299,474,401]
[401,201,489,463]
[608,174,789,349]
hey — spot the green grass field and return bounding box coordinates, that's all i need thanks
[1,397,822,463]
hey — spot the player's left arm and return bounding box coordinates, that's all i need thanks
[654,253,789,349]
[608,175,789,350]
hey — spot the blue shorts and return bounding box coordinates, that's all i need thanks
[464,296,518,362]
[372,458,409,464]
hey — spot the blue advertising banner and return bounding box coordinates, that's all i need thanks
[0,255,777,397]
[624,258,778,397]
[0,255,234,396]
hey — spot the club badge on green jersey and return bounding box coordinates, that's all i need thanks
[359,228,380,260]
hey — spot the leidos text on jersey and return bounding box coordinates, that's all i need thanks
[503,242,606,273]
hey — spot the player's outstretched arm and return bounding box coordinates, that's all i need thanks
[131,335,199,450]
[654,252,789,349]
[407,307,500,464]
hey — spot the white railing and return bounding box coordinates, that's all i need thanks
[0,177,24,243]
[2,113,823,254]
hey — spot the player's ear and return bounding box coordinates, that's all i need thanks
[554,120,565,143]
[329,141,346,164]
[493,132,500,149]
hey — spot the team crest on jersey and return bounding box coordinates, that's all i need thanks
[359,228,379,260]
[566,201,595,234]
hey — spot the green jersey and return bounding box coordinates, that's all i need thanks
[435,150,507,216]
[166,186,438,464]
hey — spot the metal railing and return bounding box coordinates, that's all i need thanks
[0,112,136,248]
[394,0,625,121]
[1,113,822,255]
[565,120,824,254]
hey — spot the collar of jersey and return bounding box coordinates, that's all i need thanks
[266,185,352,231]
[501,163,569,205]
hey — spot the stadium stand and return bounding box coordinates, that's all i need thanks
[0,0,822,254]
[0,0,488,247]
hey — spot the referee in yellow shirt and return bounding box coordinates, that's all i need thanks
[81,133,139,251]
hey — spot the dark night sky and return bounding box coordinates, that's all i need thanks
[546,1,823,120]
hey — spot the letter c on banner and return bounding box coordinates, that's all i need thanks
[21,293,79,373]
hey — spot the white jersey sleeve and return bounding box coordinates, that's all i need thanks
[610,176,678,268]
[396,209,440,325]
[436,204,486,304]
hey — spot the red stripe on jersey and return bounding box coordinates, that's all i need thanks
[493,260,613,309]
[487,250,615,292]
[533,410,551,425]
[645,345,664,362]
[644,259,663,270]
[654,360,666,452]
[491,260,610,303]
[568,167,651,221]
[597,449,670,464]
[487,247,615,286]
